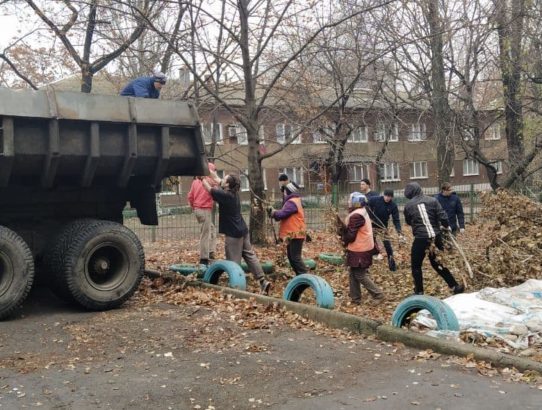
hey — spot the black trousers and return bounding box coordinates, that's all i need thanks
[373,228,394,257]
[411,235,458,294]
[287,238,308,275]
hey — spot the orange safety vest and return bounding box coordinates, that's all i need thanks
[279,197,306,239]
[345,207,374,252]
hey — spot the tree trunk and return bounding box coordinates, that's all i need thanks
[248,127,267,244]
[426,0,454,186]
[81,66,93,93]
[496,0,526,189]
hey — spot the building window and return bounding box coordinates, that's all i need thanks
[240,169,250,191]
[348,164,367,181]
[281,167,304,187]
[239,170,267,191]
[276,123,300,144]
[463,159,479,176]
[485,124,501,140]
[379,162,400,182]
[201,123,223,145]
[229,123,247,145]
[374,123,398,142]
[216,170,225,181]
[259,126,265,144]
[462,127,476,141]
[408,123,427,141]
[491,160,503,174]
[410,161,428,179]
[312,130,326,144]
[348,126,368,143]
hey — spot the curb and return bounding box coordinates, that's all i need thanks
[146,271,542,374]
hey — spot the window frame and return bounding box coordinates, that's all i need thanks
[281,167,305,187]
[374,122,398,142]
[201,122,224,145]
[485,124,502,141]
[379,162,401,182]
[410,161,428,179]
[348,164,367,181]
[408,122,427,141]
[348,126,369,143]
[463,159,480,176]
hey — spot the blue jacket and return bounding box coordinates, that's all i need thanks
[435,192,465,231]
[368,195,401,233]
[120,77,160,98]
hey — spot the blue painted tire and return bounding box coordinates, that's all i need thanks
[282,274,334,309]
[239,260,275,274]
[318,252,344,265]
[203,260,247,290]
[391,295,459,331]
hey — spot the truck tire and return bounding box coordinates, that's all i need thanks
[60,221,144,310]
[282,273,335,309]
[391,295,460,331]
[44,219,106,303]
[0,226,35,319]
[203,260,247,290]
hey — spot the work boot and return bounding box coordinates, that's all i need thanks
[199,258,209,266]
[259,279,272,295]
[369,295,385,306]
[453,284,465,294]
[209,252,216,260]
[387,256,397,272]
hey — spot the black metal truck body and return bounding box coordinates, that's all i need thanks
[0,87,206,318]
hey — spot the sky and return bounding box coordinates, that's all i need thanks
[0,14,20,49]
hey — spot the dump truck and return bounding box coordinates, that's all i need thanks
[0,87,206,319]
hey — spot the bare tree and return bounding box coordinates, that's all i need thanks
[17,0,156,92]
[138,0,396,243]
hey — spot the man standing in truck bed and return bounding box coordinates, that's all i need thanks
[120,71,166,99]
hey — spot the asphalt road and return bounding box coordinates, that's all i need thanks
[0,286,540,409]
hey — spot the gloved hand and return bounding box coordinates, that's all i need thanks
[266,207,274,218]
[460,228,465,234]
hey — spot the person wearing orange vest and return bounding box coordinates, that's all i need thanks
[341,192,385,306]
[269,182,309,276]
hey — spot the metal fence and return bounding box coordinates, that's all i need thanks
[124,182,541,244]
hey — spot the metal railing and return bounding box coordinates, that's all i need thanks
[124,183,541,244]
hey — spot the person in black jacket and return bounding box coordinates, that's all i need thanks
[435,182,465,235]
[403,182,464,295]
[368,189,403,271]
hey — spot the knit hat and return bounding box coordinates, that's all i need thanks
[383,189,394,197]
[153,71,167,83]
[284,182,299,195]
[349,192,367,208]
[278,173,289,182]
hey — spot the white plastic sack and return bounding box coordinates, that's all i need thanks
[413,279,542,349]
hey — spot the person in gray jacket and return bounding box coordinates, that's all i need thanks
[403,182,464,295]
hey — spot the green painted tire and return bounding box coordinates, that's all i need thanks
[170,264,208,278]
[239,260,275,274]
[288,258,317,270]
[318,252,344,265]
